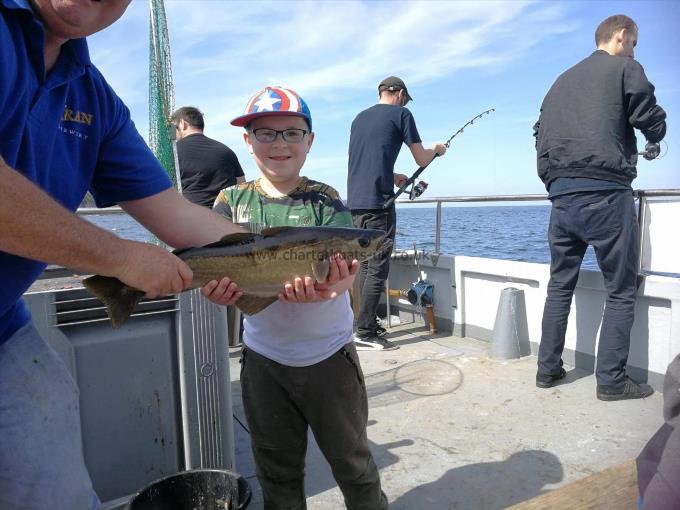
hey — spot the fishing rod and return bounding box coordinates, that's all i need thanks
[383,108,495,209]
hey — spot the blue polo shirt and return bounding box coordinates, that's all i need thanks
[0,0,172,345]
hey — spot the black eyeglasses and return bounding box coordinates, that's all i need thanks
[251,128,308,144]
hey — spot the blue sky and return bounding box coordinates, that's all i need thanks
[88,0,679,201]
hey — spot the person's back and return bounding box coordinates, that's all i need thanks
[347,103,421,210]
[171,106,245,207]
[176,133,244,207]
[536,50,665,190]
[534,14,667,401]
[346,76,446,351]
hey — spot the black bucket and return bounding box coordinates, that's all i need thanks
[126,469,251,510]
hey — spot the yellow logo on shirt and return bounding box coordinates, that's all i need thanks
[62,107,93,125]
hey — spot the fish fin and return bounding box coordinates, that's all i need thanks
[174,232,257,256]
[350,273,361,318]
[260,226,297,237]
[312,259,330,283]
[236,294,278,316]
[82,275,144,329]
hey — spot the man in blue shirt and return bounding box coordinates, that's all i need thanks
[347,76,446,350]
[0,1,246,507]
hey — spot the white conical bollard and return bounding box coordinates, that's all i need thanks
[491,287,531,359]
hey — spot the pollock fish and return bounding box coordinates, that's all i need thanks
[83,226,384,328]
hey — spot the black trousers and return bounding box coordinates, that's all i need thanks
[538,190,639,388]
[351,207,396,337]
[240,343,388,510]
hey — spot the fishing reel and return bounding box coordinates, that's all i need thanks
[409,180,428,200]
[637,141,668,161]
[640,142,660,160]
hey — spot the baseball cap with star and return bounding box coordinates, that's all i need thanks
[230,86,312,130]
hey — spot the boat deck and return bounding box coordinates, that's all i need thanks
[229,323,663,509]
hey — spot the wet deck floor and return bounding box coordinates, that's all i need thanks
[229,324,664,509]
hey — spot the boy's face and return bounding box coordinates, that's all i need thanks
[244,115,314,187]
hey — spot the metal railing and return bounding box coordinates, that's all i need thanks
[76,189,680,276]
[395,189,680,274]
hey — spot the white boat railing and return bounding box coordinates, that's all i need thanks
[395,189,680,276]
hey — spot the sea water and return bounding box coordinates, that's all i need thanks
[85,205,600,270]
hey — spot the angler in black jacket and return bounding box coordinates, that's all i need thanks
[533,15,666,401]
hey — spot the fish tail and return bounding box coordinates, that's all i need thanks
[82,275,144,329]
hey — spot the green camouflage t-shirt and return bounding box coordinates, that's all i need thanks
[213,176,352,232]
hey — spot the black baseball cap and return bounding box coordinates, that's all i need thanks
[378,76,413,101]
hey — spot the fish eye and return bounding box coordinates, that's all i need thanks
[358,237,371,248]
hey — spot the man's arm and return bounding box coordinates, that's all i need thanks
[120,188,244,249]
[408,142,447,167]
[121,189,246,304]
[0,157,191,297]
[625,61,667,143]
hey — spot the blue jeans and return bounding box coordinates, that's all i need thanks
[538,190,639,388]
[351,207,396,338]
[0,323,100,509]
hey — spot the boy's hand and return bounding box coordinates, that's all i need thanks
[278,254,358,303]
[278,276,319,304]
[315,254,358,298]
[201,277,243,305]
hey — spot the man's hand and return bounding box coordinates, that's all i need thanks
[394,173,408,188]
[278,254,358,303]
[643,142,660,160]
[201,277,243,305]
[433,143,447,156]
[116,241,193,298]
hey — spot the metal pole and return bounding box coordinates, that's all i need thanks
[385,277,392,329]
[435,200,442,254]
[637,194,648,274]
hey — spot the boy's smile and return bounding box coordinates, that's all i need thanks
[245,115,314,193]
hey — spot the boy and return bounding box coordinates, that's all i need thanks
[212,86,388,509]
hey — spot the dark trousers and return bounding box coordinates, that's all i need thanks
[351,208,396,337]
[240,344,388,510]
[538,190,639,388]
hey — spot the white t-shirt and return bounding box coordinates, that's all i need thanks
[243,293,354,367]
